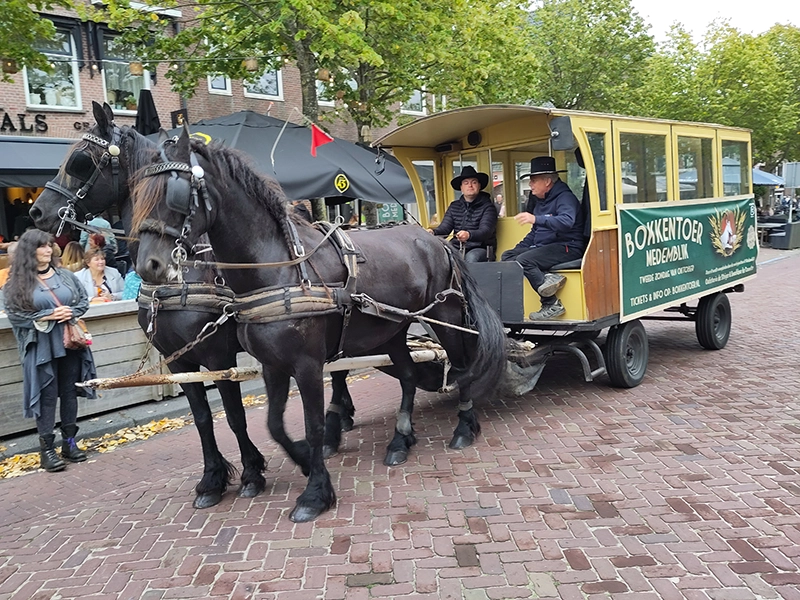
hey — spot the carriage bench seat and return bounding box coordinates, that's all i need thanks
[551,259,582,271]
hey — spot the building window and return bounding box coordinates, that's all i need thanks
[208,75,232,95]
[102,35,148,113]
[24,28,81,109]
[401,90,426,115]
[244,69,283,100]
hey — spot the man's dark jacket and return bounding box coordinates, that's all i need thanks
[432,191,498,252]
[516,179,586,251]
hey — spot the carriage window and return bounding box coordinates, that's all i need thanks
[722,140,750,196]
[556,150,586,200]
[491,161,505,216]
[411,160,435,226]
[587,132,608,211]
[619,133,667,203]
[677,137,713,200]
[514,160,532,214]
[25,28,80,109]
[102,35,147,113]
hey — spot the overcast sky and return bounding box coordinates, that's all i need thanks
[629,0,800,42]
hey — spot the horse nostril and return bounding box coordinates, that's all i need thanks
[29,206,42,221]
[145,257,163,279]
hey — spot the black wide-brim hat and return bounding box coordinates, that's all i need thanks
[520,156,565,179]
[451,165,490,190]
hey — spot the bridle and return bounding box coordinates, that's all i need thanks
[139,139,212,278]
[45,127,125,236]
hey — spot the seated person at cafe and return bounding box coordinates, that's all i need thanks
[74,246,125,303]
[501,156,585,320]
[427,166,498,262]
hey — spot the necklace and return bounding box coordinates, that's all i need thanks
[37,266,52,275]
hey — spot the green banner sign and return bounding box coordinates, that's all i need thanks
[377,202,403,224]
[618,196,758,320]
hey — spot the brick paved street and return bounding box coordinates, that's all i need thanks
[1,249,799,600]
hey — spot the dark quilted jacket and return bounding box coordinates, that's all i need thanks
[432,191,498,252]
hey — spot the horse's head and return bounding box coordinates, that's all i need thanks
[30,101,152,233]
[134,128,217,284]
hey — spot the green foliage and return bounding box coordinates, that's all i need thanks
[525,0,655,112]
[0,0,73,82]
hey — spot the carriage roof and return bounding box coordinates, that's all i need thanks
[373,104,750,150]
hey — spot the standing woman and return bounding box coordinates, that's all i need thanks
[2,229,96,472]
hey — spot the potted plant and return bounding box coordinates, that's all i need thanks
[125,94,137,110]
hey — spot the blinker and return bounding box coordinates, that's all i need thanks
[165,172,192,215]
[64,151,95,182]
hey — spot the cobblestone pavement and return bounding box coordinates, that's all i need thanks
[1,249,799,600]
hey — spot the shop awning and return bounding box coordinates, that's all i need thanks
[752,169,784,186]
[0,136,74,188]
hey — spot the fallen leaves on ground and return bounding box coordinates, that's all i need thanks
[0,417,190,479]
[0,373,372,480]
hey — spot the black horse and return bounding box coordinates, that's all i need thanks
[133,129,507,522]
[29,102,349,507]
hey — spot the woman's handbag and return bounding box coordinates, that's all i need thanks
[40,276,93,350]
[63,319,92,350]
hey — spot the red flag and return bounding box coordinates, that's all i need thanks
[310,123,334,156]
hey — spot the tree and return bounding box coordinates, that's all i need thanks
[319,0,535,141]
[762,24,800,168]
[525,0,654,112]
[630,24,703,122]
[0,0,73,82]
[693,24,798,170]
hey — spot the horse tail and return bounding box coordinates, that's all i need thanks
[452,252,507,401]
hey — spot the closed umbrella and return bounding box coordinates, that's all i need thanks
[158,111,415,204]
[134,89,161,136]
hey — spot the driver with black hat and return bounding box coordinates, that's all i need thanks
[501,156,586,320]
[427,165,498,262]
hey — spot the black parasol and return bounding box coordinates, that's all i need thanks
[134,89,161,136]
[157,111,415,204]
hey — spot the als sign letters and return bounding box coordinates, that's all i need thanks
[618,196,758,321]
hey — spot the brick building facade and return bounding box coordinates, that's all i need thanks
[0,3,419,239]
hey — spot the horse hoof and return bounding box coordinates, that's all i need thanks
[384,450,408,466]
[449,434,474,450]
[341,416,354,432]
[290,504,324,523]
[322,445,338,459]
[193,491,223,509]
[238,482,264,498]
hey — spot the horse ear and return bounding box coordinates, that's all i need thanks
[102,102,115,124]
[157,128,169,144]
[175,127,192,161]
[92,101,108,130]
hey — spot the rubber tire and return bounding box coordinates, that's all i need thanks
[695,292,731,350]
[605,320,648,388]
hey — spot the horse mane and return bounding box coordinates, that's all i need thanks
[132,138,295,252]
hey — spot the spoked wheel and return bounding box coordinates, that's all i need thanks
[605,319,648,388]
[695,292,731,350]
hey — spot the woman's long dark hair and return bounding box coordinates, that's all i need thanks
[4,229,57,312]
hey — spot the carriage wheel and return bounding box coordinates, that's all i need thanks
[605,320,648,388]
[695,292,731,350]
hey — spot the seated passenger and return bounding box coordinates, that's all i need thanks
[427,166,498,262]
[501,157,585,320]
[74,247,124,303]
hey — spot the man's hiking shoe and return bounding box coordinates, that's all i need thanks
[537,273,566,297]
[529,299,566,320]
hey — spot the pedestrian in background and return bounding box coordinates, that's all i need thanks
[2,229,96,472]
[61,241,85,273]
